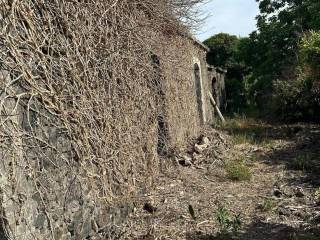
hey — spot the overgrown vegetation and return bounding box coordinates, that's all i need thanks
[215,204,242,235]
[225,161,252,181]
[204,0,320,121]
[0,0,208,239]
[221,116,270,145]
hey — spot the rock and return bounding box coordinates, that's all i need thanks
[193,136,210,153]
[279,215,287,221]
[274,189,283,198]
[181,154,192,162]
[278,207,291,216]
[201,136,210,145]
[194,143,208,153]
[178,155,192,167]
[295,187,305,198]
[175,154,192,167]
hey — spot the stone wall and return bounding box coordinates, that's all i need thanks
[0,26,216,240]
[156,36,214,151]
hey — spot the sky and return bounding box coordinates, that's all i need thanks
[195,0,260,41]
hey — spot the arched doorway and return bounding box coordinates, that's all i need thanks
[211,76,218,106]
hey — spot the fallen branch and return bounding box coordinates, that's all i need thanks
[208,91,226,124]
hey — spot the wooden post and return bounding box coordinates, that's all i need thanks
[208,91,226,124]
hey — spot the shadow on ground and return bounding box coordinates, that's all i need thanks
[261,125,320,184]
[186,221,320,240]
[224,121,320,179]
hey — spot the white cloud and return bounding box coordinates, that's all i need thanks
[195,0,259,41]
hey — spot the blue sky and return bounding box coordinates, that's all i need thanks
[195,0,260,41]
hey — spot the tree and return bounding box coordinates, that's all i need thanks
[241,0,320,111]
[204,34,251,112]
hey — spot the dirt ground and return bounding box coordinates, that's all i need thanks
[122,121,320,240]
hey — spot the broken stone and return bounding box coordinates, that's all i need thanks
[201,136,210,145]
[295,187,305,198]
[273,189,283,198]
[278,207,291,216]
[194,143,208,153]
[181,154,192,162]
[179,159,192,167]
[178,155,192,167]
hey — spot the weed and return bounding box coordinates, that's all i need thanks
[225,161,252,181]
[233,133,254,145]
[222,116,270,145]
[290,153,313,171]
[215,205,242,235]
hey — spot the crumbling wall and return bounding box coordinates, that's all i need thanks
[208,66,227,112]
[158,36,213,150]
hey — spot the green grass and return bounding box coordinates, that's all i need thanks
[290,153,313,171]
[221,116,270,145]
[232,133,254,145]
[225,161,252,181]
[215,204,242,234]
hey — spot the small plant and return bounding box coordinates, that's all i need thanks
[215,205,242,235]
[226,161,252,181]
[290,154,312,171]
[233,133,254,145]
[259,198,277,212]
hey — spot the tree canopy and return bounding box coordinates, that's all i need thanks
[203,0,320,120]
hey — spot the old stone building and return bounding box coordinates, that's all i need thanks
[0,2,225,239]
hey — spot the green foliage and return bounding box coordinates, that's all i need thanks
[222,116,270,145]
[225,161,252,181]
[204,1,320,120]
[232,133,254,145]
[203,34,251,112]
[300,31,320,66]
[215,205,242,234]
[271,31,320,121]
[249,0,320,115]
[289,153,320,173]
[204,33,239,68]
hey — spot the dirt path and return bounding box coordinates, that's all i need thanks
[124,122,320,240]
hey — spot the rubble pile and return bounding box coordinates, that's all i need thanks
[176,128,231,167]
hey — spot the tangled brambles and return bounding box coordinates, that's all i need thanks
[0,0,207,239]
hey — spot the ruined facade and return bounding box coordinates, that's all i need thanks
[0,2,225,239]
[208,66,227,111]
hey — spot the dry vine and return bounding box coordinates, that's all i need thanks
[0,0,207,239]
